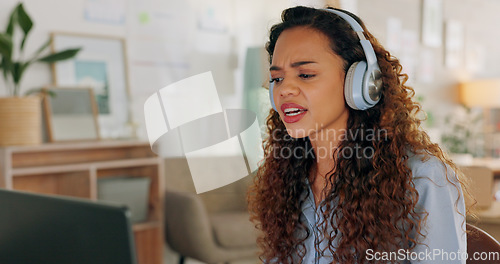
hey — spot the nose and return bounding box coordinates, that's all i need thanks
[277,78,300,99]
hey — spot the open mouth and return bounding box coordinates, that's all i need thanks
[284,108,307,116]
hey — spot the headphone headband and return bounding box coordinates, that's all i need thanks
[323,8,364,32]
[322,9,378,68]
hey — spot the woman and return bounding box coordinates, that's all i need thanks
[248,6,473,264]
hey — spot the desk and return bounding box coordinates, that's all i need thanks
[472,158,500,175]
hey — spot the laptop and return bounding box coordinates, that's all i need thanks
[0,189,138,264]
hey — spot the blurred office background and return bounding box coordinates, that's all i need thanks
[2,0,500,263]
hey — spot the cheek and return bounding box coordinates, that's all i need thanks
[311,84,345,106]
[331,79,346,104]
[311,86,346,118]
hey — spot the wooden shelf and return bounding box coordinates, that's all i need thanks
[0,140,164,264]
[12,163,90,176]
[11,157,160,176]
[133,220,162,232]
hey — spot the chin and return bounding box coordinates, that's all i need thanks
[284,127,309,139]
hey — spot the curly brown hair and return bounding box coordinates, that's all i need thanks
[247,6,474,264]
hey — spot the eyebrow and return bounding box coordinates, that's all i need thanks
[269,61,317,71]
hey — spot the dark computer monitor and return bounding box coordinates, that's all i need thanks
[0,189,138,264]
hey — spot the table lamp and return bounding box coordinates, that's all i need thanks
[460,80,500,108]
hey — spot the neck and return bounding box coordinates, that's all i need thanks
[309,125,345,179]
[308,131,341,206]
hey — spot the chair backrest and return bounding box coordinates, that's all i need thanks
[164,156,252,213]
[466,223,500,263]
[460,166,494,209]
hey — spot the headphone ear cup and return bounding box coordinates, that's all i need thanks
[344,61,371,110]
[344,61,361,110]
[269,76,277,111]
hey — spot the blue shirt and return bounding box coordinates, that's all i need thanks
[293,152,466,264]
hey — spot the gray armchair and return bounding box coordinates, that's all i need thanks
[163,157,259,264]
[164,190,258,264]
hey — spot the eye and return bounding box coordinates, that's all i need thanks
[299,74,315,79]
[269,77,283,84]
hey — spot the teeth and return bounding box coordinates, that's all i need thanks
[287,111,304,116]
[284,107,301,114]
[285,109,306,116]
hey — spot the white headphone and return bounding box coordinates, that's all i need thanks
[269,8,383,111]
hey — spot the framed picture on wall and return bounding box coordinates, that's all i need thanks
[421,0,443,47]
[43,87,100,142]
[50,32,132,139]
[444,20,464,68]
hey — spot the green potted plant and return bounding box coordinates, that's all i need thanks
[0,3,80,146]
[441,105,482,165]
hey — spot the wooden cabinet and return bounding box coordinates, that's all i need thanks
[0,140,164,264]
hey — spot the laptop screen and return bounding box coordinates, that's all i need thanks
[0,189,138,264]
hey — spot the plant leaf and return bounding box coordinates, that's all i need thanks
[6,4,19,36]
[1,59,7,79]
[0,33,13,59]
[17,4,33,35]
[17,3,33,51]
[11,61,29,96]
[1,57,13,80]
[38,48,81,62]
[12,62,24,84]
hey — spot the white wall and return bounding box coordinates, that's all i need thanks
[357,0,500,130]
[0,0,289,140]
[1,0,500,143]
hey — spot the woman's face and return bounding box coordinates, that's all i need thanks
[270,26,349,139]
